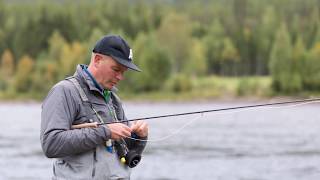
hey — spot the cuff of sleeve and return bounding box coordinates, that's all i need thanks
[100,125,111,140]
[132,133,148,140]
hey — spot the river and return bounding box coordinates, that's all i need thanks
[0,100,320,180]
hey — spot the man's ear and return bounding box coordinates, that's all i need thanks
[93,54,103,67]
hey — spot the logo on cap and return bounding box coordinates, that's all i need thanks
[129,49,133,60]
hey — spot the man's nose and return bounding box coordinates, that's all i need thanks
[116,73,124,80]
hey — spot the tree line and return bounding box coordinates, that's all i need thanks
[0,0,320,99]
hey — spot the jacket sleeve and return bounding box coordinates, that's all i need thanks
[40,81,111,158]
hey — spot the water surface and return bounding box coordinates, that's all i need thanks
[0,101,320,180]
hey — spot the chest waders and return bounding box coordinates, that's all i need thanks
[68,77,141,168]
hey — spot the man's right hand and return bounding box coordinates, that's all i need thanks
[106,123,132,140]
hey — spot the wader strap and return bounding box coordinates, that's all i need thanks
[111,92,125,121]
[67,77,104,124]
[66,76,123,123]
[68,77,89,102]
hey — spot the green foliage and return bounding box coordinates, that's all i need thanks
[237,78,256,96]
[203,19,225,74]
[156,12,193,73]
[221,38,240,62]
[13,55,34,93]
[254,6,278,75]
[120,33,172,92]
[0,49,14,78]
[0,49,15,91]
[290,37,305,91]
[269,23,297,93]
[183,39,207,76]
[1,0,320,99]
[31,60,59,94]
[236,77,270,96]
[47,31,66,61]
[303,43,320,90]
[59,42,87,78]
[221,37,240,76]
[165,73,193,93]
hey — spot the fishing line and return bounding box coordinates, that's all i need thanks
[103,98,320,125]
[119,98,320,142]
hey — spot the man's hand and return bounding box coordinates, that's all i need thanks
[130,120,148,138]
[106,123,132,140]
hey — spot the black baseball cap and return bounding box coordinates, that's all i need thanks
[93,35,141,72]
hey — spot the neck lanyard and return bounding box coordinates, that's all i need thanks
[84,67,111,103]
[91,103,118,123]
[83,67,102,91]
[83,67,116,122]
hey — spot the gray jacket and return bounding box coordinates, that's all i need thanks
[40,65,147,180]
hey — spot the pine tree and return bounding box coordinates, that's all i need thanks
[0,49,15,91]
[269,23,293,92]
[203,19,225,75]
[13,55,34,93]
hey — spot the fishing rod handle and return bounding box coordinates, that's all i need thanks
[71,121,127,128]
[71,122,138,139]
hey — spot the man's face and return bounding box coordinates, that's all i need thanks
[95,54,128,90]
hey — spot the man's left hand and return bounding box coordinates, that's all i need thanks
[130,120,148,138]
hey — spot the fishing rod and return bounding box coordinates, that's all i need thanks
[71,97,320,143]
[98,97,320,125]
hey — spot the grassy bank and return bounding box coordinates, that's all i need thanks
[1,75,317,102]
[120,76,273,102]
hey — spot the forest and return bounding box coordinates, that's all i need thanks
[0,0,320,100]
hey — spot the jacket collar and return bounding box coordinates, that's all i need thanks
[74,64,102,94]
[75,64,118,94]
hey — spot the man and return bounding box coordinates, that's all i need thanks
[41,35,148,180]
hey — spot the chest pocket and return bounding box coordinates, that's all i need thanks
[91,101,117,124]
[71,101,95,125]
[67,77,121,124]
